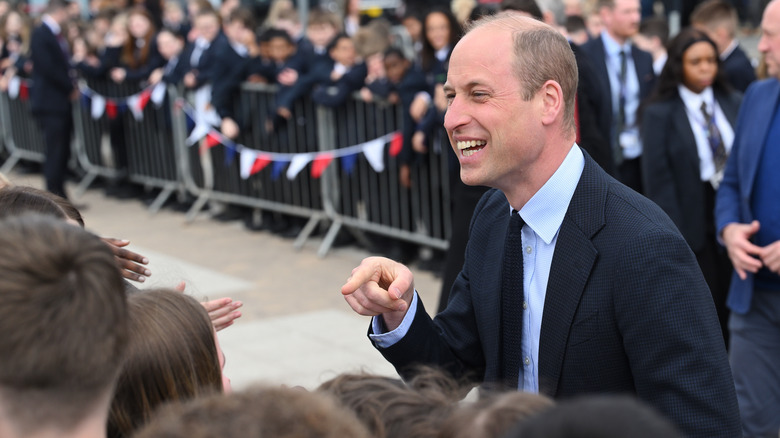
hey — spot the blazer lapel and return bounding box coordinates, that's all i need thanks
[744,82,780,196]
[669,98,701,174]
[538,154,604,397]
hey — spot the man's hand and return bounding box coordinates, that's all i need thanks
[722,221,763,280]
[201,297,243,331]
[101,237,151,282]
[758,240,780,275]
[341,256,414,331]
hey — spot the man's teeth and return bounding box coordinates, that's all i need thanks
[456,140,487,150]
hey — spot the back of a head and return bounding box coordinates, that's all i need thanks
[133,385,371,438]
[439,391,555,438]
[501,0,545,20]
[0,215,127,436]
[638,15,668,45]
[690,0,738,34]
[0,185,84,226]
[506,395,684,438]
[108,289,223,438]
[0,186,69,222]
[317,367,461,438]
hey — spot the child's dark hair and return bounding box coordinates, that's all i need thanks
[326,32,351,53]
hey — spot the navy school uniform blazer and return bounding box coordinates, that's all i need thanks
[641,89,742,252]
[372,150,741,438]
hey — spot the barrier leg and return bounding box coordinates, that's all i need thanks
[73,171,98,199]
[0,153,19,174]
[185,193,210,222]
[147,185,175,215]
[317,219,343,258]
[293,214,324,251]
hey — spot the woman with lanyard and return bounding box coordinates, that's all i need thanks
[640,27,742,347]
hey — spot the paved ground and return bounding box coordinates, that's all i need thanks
[4,170,443,391]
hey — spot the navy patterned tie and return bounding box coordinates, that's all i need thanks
[500,209,524,389]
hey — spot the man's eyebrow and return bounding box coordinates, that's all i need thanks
[443,81,486,93]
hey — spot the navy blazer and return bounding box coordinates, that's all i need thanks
[30,22,73,115]
[580,36,656,153]
[311,62,368,108]
[721,45,756,93]
[716,78,780,314]
[641,89,742,252]
[374,151,740,438]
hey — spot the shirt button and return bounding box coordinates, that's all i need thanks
[526,246,532,254]
[524,357,530,366]
[522,301,528,310]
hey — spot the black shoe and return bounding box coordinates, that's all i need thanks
[105,182,143,200]
[212,206,247,222]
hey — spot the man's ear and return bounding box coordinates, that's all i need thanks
[539,80,564,126]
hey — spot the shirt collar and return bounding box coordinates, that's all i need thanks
[720,40,738,60]
[42,15,60,35]
[601,30,631,57]
[678,84,714,114]
[514,145,585,244]
[435,46,450,62]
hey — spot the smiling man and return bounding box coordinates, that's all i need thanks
[341,12,740,437]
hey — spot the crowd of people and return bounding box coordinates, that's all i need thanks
[1,0,780,436]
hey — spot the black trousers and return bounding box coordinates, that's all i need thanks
[36,111,73,199]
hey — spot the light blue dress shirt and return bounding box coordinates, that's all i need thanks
[371,145,585,393]
[601,31,642,160]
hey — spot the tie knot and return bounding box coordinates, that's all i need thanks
[510,210,525,229]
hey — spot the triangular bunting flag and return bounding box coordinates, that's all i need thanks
[251,156,272,176]
[286,154,312,180]
[224,142,238,167]
[80,93,91,109]
[185,113,195,133]
[362,138,386,172]
[151,82,166,107]
[271,160,288,180]
[389,132,403,157]
[127,94,143,121]
[106,100,118,119]
[91,95,106,119]
[139,88,152,109]
[340,153,358,175]
[7,76,20,99]
[311,155,333,178]
[19,82,29,101]
[240,149,258,179]
[203,132,221,149]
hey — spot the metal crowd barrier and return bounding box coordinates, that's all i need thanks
[72,78,185,212]
[316,96,452,256]
[178,83,328,248]
[0,86,47,174]
[175,82,452,257]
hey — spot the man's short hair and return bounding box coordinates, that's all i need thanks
[133,385,371,438]
[638,16,669,46]
[466,13,579,136]
[0,215,127,434]
[228,6,255,29]
[690,0,738,37]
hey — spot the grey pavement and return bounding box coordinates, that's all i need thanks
[5,170,443,391]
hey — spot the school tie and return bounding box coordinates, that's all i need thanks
[500,209,524,389]
[613,50,628,167]
[701,102,727,175]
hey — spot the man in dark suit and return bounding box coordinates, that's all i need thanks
[715,1,780,435]
[691,0,757,93]
[580,0,655,194]
[342,13,740,438]
[30,0,75,199]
